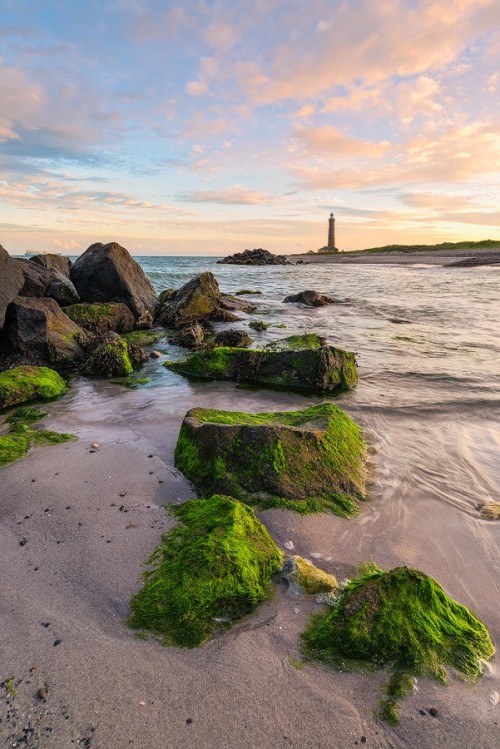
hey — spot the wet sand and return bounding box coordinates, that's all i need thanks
[288,247,500,266]
[1,374,499,749]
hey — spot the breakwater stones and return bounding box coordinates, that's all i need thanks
[301,564,495,724]
[165,334,358,394]
[217,248,290,265]
[128,494,284,647]
[174,404,366,516]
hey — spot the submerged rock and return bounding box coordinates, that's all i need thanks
[301,564,495,725]
[65,302,135,336]
[0,366,67,408]
[165,335,358,393]
[174,404,366,516]
[283,290,335,306]
[282,556,338,596]
[70,242,157,326]
[155,272,221,328]
[207,308,240,323]
[213,329,252,348]
[0,245,24,330]
[169,323,206,349]
[128,494,284,647]
[219,294,258,314]
[249,320,270,332]
[2,297,86,368]
[218,249,290,265]
[81,332,143,377]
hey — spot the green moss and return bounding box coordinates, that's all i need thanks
[288,657,305,670]
[0,366,67,409]
[122,330,164,347]
[301,565,495,724]
[128,495,284,647]
[6,407,46,424]
[378,699,399,726]
[0,434,30,467]
[265,334,325,351]
[2,676,16,699]
[0,405,76,469]
[82,335,133,377]
[174,404,366,517]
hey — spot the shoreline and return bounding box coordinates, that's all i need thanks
[287,247,500,266]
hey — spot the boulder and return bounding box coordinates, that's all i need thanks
[165,334,358,393]
[128,494,284,647]
[70,242,157,326]
[29,253,72,277]
[81,332,143,377]
[207,308,240,323]
[2,297,86,369]
[235,289,262,296]
[169,323,205,349]
[65,302,135,336]
[0,365,67,408]
[0,245,24,330]
[18,260,79,306]
[282,556,338,596]
[283,290,335,306]
[217,249,290,265]
[174,404,366,516]
[45,275,80,306]
[213,329,252,348]
[249,320,270,332]
[219,294,258,313]
[155,272,221,328]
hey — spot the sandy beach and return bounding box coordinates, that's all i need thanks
[288,247,500,266]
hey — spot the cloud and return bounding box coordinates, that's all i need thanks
[294,125,391,157]
[176,186,275,205]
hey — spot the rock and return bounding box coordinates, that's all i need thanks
[82,332,143,377]
[45,275,80,306]
[30,254,72,277]
[165,334,358,393]
[174,404,366,516]
[155,272,221,328]
[219,294,258,313]
[480,503,500,520]
[213,329,252,348]
[70,242,157,326]
[429,708,438,717]
[0,366,67,408]
[0,245,25,330]
[235,289,262,296]
[18,261,79,306]
[207,308,240,323]
[65,302,135,336]
[282,556,338,596]
[150,350,161,359]
[128,494,284,647]
[249,320,270,332]
[169,323,205,349]
[2,297,86,368]
[37,687,48,700]
[217,248,290,265]
[283,290,335,306]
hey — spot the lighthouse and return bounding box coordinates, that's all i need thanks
[317,212,339,253]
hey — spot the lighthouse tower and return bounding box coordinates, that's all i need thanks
[317,212,339,253]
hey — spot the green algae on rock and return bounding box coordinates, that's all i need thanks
[81,333,147,377]
[174,404,366,516]
[282,555,338,596]
[128,494,284,647]
[0,366,67,409]
[121,329,165,347]
[301,564,495,724]
[65,302,134,336]
[165,336,358,394]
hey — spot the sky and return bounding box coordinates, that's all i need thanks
[0,0,499,256]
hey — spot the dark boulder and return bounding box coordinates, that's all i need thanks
[29,254,72,277]
[18,260,79,306]
[82,332,135,377]
[169,323,206,349]
[2,297,86,369]
[207,308,240,323]
[220,294,258,313]
[70,242,157,326]
[283,290,335,306]
[217,249,290,265]
[65,302,135,336]
[0,245,24,330]
[155,272,221,329]
[213,329,252,348]
[174,404,366,516]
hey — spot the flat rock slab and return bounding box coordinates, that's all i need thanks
[174,404,366,516]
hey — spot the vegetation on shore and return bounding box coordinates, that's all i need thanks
[121,329,165,347]
[174,404,366,516]
[0,417,76,468]
[301,564,495,724]
[351,239,500,255]
[129,494,284,647]
[0,366,67,409]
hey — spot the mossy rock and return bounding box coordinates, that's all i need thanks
[174,404,366,516]
[282,556,338,596]
[480,502,500,520]
[81,333,134,377]
[128,494,284,647]
[165,338,358,394]
[0,366,67,409]
[65,302,134,336]
[121,329,165,347]
[301,564,495,724]
[249,320,270,332]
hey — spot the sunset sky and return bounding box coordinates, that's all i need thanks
[1,0,499,255]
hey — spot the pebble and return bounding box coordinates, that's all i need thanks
[429,707,438,717]
[419,709,426,715]
[119,505,129,512]
[186,718,193,725]
[89,449,96,454]
[148,454,154,458]
[37,687,48,700]
[53,639,62,647]
[41,622,50,628]
[360,738,367,744]
[151,351,161,359]
[19,538,27,546]
[91,442,100,449]
[119,491,126,497]
[284,540,294,550]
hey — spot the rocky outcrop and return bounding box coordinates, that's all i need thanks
[70,242,157,326]
[0,365,67,408]
[174,404,366,516]
[65,302,135,336]
[29,253,72,277]
[169,323,206,349]
[283,290,335,306]
[217,249,290,265]
[165,334,358,393]
[18,260,79,306]
[213,330,252,348]
[2,297,86,369]
[81,332,146,377]
[155,272,221,329]
[0,245,24,330]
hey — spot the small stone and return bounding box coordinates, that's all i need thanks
[24,515,30,519]
[429,707,438,717]
[148,454,153,458]
[419,709,426,715]
[91,442,100,449]
[31,478,36,482]
[119,491,126,497]
[149,471,154,475]
[151,350,161,358]
[29,667,36,675]
[119,505,129,512]
[37,687,48,700]
[53,639,62,647]
[41,622,50,628]
[89,449,96,453]
[19,538,27,546]
[158,479,164,484]
[360,738,367,744]
[186,718,193,725]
